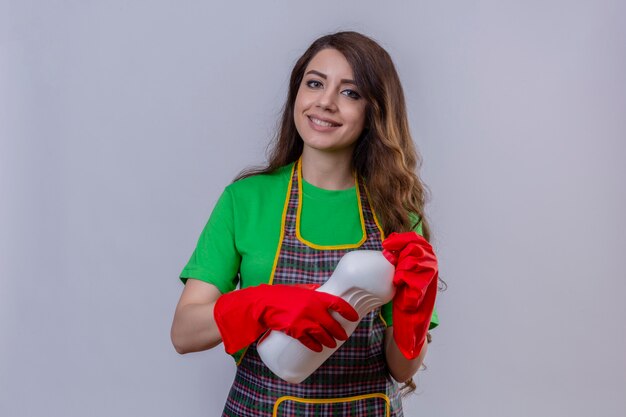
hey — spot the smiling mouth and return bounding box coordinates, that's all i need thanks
[308,116,341,128]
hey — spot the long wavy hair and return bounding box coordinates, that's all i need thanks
[236,31,433,241]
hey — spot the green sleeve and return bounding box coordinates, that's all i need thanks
[179,188,240,294]
[380,217,440,330]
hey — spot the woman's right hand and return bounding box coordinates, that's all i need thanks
[214,283,359,354]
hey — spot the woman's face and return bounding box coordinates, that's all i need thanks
[293,48,367,156]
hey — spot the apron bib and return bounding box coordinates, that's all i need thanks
[222,160,403,417]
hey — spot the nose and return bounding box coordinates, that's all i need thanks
[316,88,337,112]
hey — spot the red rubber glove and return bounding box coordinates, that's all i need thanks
[382,232,438,360]
[213,283,359,354]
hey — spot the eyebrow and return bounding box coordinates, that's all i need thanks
[305,70,357,86]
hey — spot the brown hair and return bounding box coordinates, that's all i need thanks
[236,31,432,240]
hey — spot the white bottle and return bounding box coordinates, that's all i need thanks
[256,250,395,384]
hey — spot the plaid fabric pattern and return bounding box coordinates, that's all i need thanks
[223,161,403,417]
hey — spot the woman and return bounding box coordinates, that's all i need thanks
[171,31,440,416]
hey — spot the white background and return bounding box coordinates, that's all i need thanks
[1,1,625,416]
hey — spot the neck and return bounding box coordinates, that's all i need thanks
[301,147,355,190]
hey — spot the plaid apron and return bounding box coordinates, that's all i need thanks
[222,160,403,417]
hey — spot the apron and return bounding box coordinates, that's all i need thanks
[222,159,403,417]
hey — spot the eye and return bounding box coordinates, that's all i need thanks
[342,89,361,100]
[305,79,323,89]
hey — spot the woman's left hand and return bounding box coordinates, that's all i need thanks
[382,231,438,359]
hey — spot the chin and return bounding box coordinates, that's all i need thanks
[303,143,355,154]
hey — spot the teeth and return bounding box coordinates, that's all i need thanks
[310,117,337,127]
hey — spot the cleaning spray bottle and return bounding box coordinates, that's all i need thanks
[256,250,395,383]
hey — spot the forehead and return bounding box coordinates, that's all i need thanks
[305,48,354,78]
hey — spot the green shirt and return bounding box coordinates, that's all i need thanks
[180,162,439,328]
